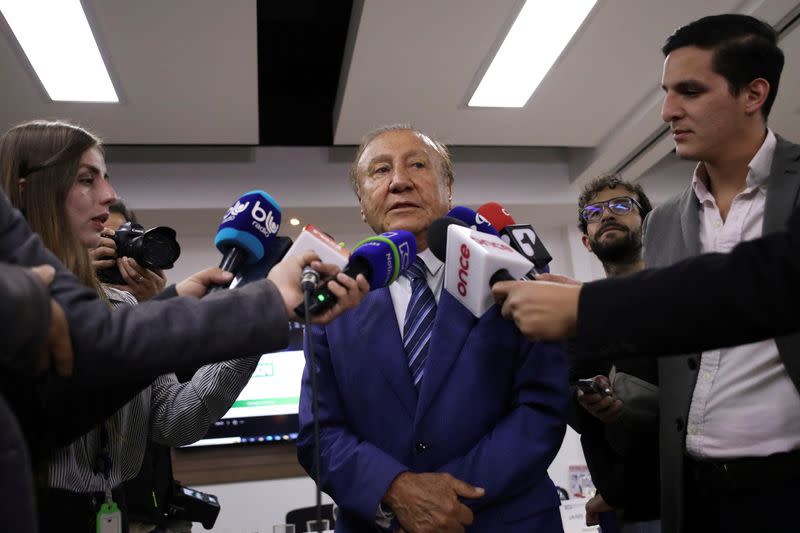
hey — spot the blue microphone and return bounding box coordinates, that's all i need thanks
[446,205,499,236]
[295,229,417,318]
[210,190,281,291]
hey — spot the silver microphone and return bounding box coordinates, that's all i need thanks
[301,265,320,292]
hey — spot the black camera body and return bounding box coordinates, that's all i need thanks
[96,222,181,285]
[167,482,221,530]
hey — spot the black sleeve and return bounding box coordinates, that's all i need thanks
[0,190,290,385]
[0,263,50,374]
[575,206,800,358]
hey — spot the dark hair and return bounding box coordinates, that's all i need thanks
[662,14,784,119]
[109,199,138,224]
[577,173,652,234]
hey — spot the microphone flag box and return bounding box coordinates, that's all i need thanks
[444,224,531,317]
[286,224,349,269]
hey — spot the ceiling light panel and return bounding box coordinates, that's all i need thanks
[0,0,118,102]
[469,0,597,108]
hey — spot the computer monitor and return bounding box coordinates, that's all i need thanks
[184,321,306,447]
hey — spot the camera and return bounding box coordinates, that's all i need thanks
[167,482,220,530]
[96,222,181,285]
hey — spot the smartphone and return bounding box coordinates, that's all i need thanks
[576,378,610,396]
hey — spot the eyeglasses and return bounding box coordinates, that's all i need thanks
[580,196,642,223]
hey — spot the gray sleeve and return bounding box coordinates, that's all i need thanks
[148,355,260,446]
[0,262,51,373]
[0,191,290,386]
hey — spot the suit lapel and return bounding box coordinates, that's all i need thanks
[356,288,417,418]
[764,136,800,233]
[415,289,478,418]
[763,137,800,394]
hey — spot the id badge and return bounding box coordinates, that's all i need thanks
[96,502,122,533]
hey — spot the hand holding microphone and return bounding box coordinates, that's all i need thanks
[268,250,370,325]
[491,279,581,341]
[294,229,417,318]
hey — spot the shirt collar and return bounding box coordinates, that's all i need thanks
[691,128,776,204]
[416,248,443,278]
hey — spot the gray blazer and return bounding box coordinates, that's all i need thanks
[0,188,291,459]
[642,135,800,533]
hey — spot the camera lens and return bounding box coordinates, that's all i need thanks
[139,227,181,269]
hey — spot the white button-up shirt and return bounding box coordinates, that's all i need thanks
[388,249,445,337]
[686,129,800,458]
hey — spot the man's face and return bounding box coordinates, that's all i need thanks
[661,46,751,163]
[582,187,643,264]
[356,130,452,248]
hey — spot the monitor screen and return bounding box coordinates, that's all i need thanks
[184,322,306,447]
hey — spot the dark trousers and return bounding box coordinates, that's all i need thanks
[684,452,800,533]
[38,486,129,533]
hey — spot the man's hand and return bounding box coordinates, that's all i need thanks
[383,472,484,533]
[175,268,234,298]
[30,265,74,377]
[112,257,167,301]
[585,493,614,527]
[267,250,369,324]
[534,272,582,286]
[491,279,582,341]
[577,375,623,424]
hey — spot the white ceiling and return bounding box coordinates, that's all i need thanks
[0,0,259,144]
[2,0,800,203]
[335,0,800,187]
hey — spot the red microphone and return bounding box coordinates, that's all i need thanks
[476,202,553,273]
[477,202,516,232]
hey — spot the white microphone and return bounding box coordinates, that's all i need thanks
[284,224,350,269]
[429,218,532,317]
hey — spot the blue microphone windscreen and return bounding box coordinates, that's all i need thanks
[447,206,499,236]
[214,190,281,264]
[352,230,417,290]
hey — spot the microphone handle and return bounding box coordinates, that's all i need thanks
[295,258,371,319]
[489,268,514,287]
[208,247,248,294]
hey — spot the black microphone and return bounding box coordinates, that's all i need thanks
[477,202,552,274]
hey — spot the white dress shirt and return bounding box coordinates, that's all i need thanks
[686,129,800,459]
[388,249,445,336]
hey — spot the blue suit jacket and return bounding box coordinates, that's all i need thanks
[298,287,569,532]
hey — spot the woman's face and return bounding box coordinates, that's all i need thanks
[65,146,117,248]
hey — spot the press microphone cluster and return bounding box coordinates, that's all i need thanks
[295,229,418,318]
[428,213,531,317]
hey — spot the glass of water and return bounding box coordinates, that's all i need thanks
[305,519,330,531]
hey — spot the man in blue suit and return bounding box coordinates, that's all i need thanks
[297,124,569,533]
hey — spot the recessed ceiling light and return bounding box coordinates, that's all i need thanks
[468,0,597,108]
[289,218,300,226]
[0,0,118,102]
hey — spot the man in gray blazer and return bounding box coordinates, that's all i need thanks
[643,14,800,533]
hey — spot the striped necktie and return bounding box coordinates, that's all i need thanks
[403,257,437,391]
